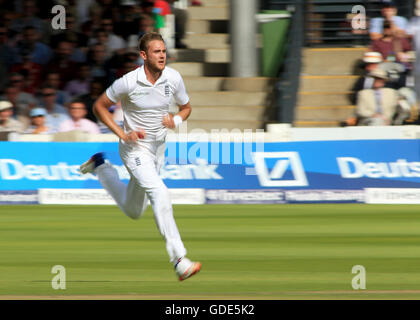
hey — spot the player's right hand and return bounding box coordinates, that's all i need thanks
[123,129,146,143]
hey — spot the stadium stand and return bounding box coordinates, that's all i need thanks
[168,0,273,131]
[0,0,418,139]
[263,0,418,127]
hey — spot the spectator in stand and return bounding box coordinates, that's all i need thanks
[0,24,19,90]
[1,8,14,23]
[101,16,127,56]
[0,11,15,41]
[115,52,140,78]
[49,14,88,63]
[38,85,68,115]
[371,20,412,63]
[153,0,172,31]
[395,86,417,125]
[8,73,25,93]
[76,0,97,26]
[43,71,71,106]
[46,40,78,87]
[0,25,18,70]
[58,100,100,134]
[7,72,35,99]
[166,0,189,48]
[89,26,125,60]
[37,85,71,131]
[141,1,156,16]
[64,63,92,99]
[79,20,95,52]
[16,26,53,66]
[86,43,113,82]
[0,77,37,126]
[127,13,155,58]
[0,100,24,133]
[350,52,384,105]
[90,0,119,23]
[407,0,420,118]
[350,51,407,104]
[90,28,109,54]
[10,49,43,94]
[116,1,142,41]
[50,14,78,44]
[85,3,104,32]
[356,68,399,125]
[139,13,156,38]
[24,107,54,134]
[10,0,50,43]
[369,0,408,41]
[76,78,106,123]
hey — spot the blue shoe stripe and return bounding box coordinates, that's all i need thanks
[93,152,105,168]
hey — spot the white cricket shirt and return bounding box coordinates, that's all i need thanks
[105,66,189,144]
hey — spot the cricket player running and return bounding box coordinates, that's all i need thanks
[79,32,201,281]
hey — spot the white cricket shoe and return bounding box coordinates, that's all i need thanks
[79,152,105,174]
[175,257,202,281]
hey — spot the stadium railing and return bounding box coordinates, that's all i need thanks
[261,0,415,47]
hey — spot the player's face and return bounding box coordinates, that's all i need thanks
[143,40,166,73]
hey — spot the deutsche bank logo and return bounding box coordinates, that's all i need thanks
[253,152,308,187]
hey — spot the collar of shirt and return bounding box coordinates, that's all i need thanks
[137,65,168,87]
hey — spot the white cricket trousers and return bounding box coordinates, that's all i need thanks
[95,140,187,264]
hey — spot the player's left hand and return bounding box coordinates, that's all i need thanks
[162,113,175,129]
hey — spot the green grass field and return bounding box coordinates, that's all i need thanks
[0,204,420,300]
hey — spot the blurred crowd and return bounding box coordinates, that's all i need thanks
[4,0,420,135]
[0,0,200,136]
[344,0,420,126]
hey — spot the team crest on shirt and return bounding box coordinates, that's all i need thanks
[165,84,170,97]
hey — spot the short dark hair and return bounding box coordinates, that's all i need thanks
[70,99,86,107]
[382,0,396,8]
[138,32,164,52]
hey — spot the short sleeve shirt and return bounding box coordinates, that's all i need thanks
[106,66,189,142]
[369,16,408,34]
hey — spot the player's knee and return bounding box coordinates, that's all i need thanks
[123,208,143,220]
[122,197,148,220]
[129,213,141,220]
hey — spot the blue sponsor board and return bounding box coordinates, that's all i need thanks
[0,140,419,191]
[0,190,38,204]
